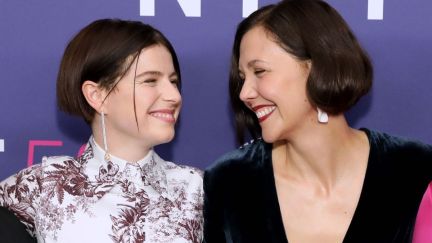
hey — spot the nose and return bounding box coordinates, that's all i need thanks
[239,77,258,103]
[161,79,182,105]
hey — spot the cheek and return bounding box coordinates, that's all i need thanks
[257,78,291,103]
[134,93,158,113]
[256,81,279,99]
[106,95,132,116]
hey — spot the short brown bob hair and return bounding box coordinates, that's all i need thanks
[57,19,181,123]
[230,0,373,143]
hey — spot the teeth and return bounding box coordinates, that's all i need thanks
[151,113,173,119]
[256,107,275,118]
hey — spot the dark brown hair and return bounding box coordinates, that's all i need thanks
[230,0,373,143]
[57,19,181,123]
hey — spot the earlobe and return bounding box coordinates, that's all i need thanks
[82,80,104,113]
[305,60,312,70]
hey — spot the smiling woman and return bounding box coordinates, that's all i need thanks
[0,19,203,243]
[203,0,432,242]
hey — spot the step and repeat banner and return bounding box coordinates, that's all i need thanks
[1,0,431,180]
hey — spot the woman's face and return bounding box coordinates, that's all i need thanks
[103,44,181,148]
[238,27,314,142]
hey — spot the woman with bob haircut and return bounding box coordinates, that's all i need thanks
[203,0,432,242]
[0,19,203,242]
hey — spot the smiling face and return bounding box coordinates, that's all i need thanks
[102,44,181,149]
[238,27,314,142]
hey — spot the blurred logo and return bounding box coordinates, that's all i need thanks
[139,0,384,20]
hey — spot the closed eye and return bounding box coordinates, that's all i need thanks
[170,79,180,87]
[139,79,157,86]
[254,69,265,75]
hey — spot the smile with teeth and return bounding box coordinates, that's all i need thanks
[254,106,276,122]
[150,111,176,123]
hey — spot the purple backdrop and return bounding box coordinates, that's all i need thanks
[1,0,432,180]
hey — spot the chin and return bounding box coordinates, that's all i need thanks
[157,131,176,145]
[261,132,279,144]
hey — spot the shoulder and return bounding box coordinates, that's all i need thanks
[40,155,76,166]
[156,154,203,193]
[0,156,76,217]
[364,128,432,158]
[364,128,432,178]
[159,160,203,208]
[38,155,84,175]
[165,162,203,183]
[0,155,75,190]
[205,138,270,186]
[207,138,269,172]
[162,159,203,181]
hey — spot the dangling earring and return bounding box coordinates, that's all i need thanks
[101,111,111,161]
[317,108,328,124]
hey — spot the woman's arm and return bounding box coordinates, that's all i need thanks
[0,165,42,235]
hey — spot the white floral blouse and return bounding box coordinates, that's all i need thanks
[0,138,203,243]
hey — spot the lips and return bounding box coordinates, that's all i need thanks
[252,105,276,122]
[149,109,176,123]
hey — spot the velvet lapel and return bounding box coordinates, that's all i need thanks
[341,128,375,242]
[262,141,289,243]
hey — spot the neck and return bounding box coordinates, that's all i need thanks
[91,116,152,163]
[272,115,369,194]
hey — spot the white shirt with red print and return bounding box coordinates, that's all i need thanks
[0,137,203,243]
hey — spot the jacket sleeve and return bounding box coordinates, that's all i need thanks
[0,164,42,235]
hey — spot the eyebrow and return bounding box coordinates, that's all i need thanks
[247,60,268,68]
[135,71,178,79]
[238,60,269,71]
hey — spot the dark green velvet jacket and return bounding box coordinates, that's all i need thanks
[203,129,432,243]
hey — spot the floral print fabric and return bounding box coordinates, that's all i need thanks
[0,138,203,243]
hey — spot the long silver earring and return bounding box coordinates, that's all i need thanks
[317,108,328,124]
[101,111,111,161]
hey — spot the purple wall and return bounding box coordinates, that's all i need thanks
[1,0,431,180]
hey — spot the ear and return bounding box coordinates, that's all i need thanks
[305,60,312,70]
[82,80,106,113]
[302,60,312,76]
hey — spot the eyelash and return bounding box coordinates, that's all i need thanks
[254,69,265,75]
[142,79,156,84]
[238,69,265,80]
[138,79,179,89]
[170,79,179,86]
